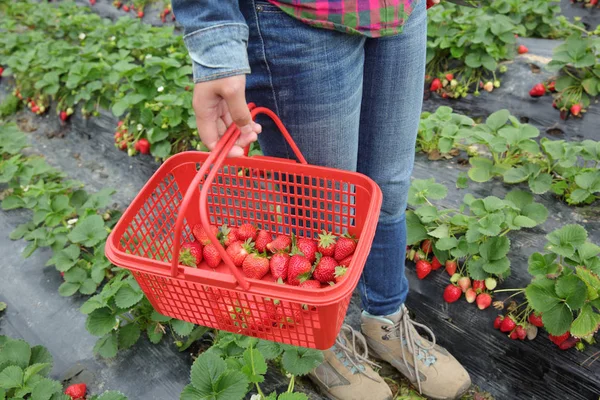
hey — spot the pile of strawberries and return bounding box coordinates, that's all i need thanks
[179,223,358,288]
[114,121,150,156]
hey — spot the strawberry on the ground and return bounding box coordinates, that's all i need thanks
[528,312,544,328]
[226,240,253,267]
[137,10,144,18]
[270,253,290,280]
[300,280,321,289]
[317,230,337,257]
[472,280,486,293]
[443,284,462,303]
[134,138,150,154]
[313,256,339,283]
[287,254,312,286]
[297,238,318,263]
[445,259,457,276]
[255,230,271,253]
[334,266,348,284]
[267,234,291,253]
[509,330,519,340]
[493,315,504,329]
[529,83,546,97]
[558,336,580,350]
[179,242,202,267]
[338,255,352,267]
[516,325,527,340]
[500,316,516,333]
[570,103,582,116]
[220,225,238,247]
[420,239,432,255]
[547,81,556,92]
[334,235,356,261]
[237,223,258,241]
[517,44,528,54]
[89,0,96,4]
[458,276,471,292]
[485,277,497,290]
[431,256,442,270]
[203,243,221,268]
[193,224,218,245]
[65,383,87,399]
[416,260,432,279]
[242,253,270,279]
[123,4,130,11]
[465,288,477,303]
[549,331,570,346]
[0,67,4,77]
[476,293,492,310]
[59,111,68,121]
[430,78,442,92]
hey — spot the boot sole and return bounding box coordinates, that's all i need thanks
[309,375,394,400]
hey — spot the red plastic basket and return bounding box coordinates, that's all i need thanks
[105,107,382,349]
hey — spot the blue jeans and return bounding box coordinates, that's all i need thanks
[240,0,427,316]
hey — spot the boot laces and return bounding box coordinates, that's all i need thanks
[334,324,381,382]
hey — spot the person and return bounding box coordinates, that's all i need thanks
[171,0,471,398]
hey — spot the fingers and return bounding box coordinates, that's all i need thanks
[192,84,221,151]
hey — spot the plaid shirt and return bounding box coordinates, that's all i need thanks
[267,0,417,38]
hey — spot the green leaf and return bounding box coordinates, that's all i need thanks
[94,332,119,358]
[95,391,129,400]
[435,237,458,251]
[180,384,203,400]
[79,279,98,295]
[468,157,494,182]
[485,110,510,131]
[147,322,165,344]
[576,266,600,301]
[86,308,117,337]
[528,173,552,194]
[57,282,80,297]
[456,172,468,189]
[281,347,323,376]
[555,275,586,310]
[525,278,560,312]
[23,363,51,383]
[0,303,5,312]
[521,203,548,225]
[570,305,600,338]
[2,195,25,210]
[150,141,172,159]
[503,167,530,184]
[428,224,449,239]
[408,178,447,205]
[241,347,267,383]
[578,242,600,261]
[256,340,282,360]
[406,211,428,245]
[189,352,248,400]
[51,245,81,272]
[0,339,31,369]
[151,310,172,322]
[414,206,439,224]
[0,366,23,389]
[64,266,87,283]
[278,394,308,400]
[528,253,558,276]
[171,320,195,337]
[479,237,510,261]
[114,285,143,309]
[30,377,61,400]
[29,346,52,375]
[546,225,588,258]
[118,323,141,350]
[481,257,511,276]
[513,216,537,228]
[542,302,573,336]
[67,215,108,247]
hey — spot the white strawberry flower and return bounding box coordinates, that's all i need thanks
[157,86,164,92]
[137,124,143,131]
[67,218,78,226]
[145,54,152,59]
[250,395,262,400]
[110,36,116,41]
[78,33,86,40]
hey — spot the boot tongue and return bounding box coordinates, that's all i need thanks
[383,307,404,324]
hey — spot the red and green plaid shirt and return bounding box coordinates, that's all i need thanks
[267,0,417,38]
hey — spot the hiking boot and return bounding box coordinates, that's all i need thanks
[308,324,393,400]
[361,306,471,400]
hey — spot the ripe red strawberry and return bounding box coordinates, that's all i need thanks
[287,255,312,286]
[431,256,442,270]
[220,225,238,247]
[465,288,477,303]
[500,316,516,333]
[317,230,337,256]
[193,224,218,245]
[313,256,338,283]
[0,67,4,77]
[529,83,546,97]
[64,383,86,399]
[570,103,582,116]
[334,266,348,284]
[270,253,290,280]
[338,255,352,267]
[59,111,68,121]
[226,240,252,267]
[255,230,271,253]
[549,331,570,346]
[334,235,356,261]
[445,73,454,81]
[267,235,291,253]
[113,0,122,8]
[558,336,580,350]
[517,44,528,54]
[134,138,150,154]
[416,260,432,279]
[137,10,144,18]
[117,120,124,127]
[237,223,257,241]
[547,81,556,92]
[179,242,202,267]
[516,325,527,340]
[528,312,544,328]
[458,276,471,292]
[430,78,442,92]
[297,238,318,263]
[203,243,221,268]
[420,239,432,255]
[476,293,492,310]
[472,280,486,293]
[445,259,457,276]
[123,4,130,11]
[493,315,504,329]
[299,280,321,289]
[31,105,40,114]
[89,0,96,5]
[443,284,462,303]
[242,253,270,279]
[509,330,519,340]
[592,0,598,5]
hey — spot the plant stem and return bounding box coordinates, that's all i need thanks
[287,375,295,393]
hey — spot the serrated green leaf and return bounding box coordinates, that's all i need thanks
[180,384,203,400]
[86,308,117,337]
[428,224,449,239]
[31,378,61,400]
[414,205,439,224]
[95,391,128,400]
[435,237,458,251]
[578,242,600,261]
[546,225,588,258]
[150,310,172,322]
[147,322,165,345]
[51,245,81,272]
[23,363,51,384]
[67,215,107,247]
[468,157,494,183]
[485,110,510,131]
[555,275,586,310]
[406,211,428,245]
[0,366,23,389]
[57,282,80,297]
[189,352,248,400]
[408,179,447,206]
[117,323,140,350]
[520,203,548,225]
[528,253,558,276]
[570,305,600,338]
[256,340,282,360]
[542,302,573,336]
[503,167,530,184]
[171,320,195,337]
[241,348,267,383]
[278,393,308,400]
[528,173,552,194]
[0,339,30,369]
[29,346,52,376]
[481,257,511,276]
[94,332,119,359]
[480,237,510,261]
[526,278,560,313]
[456,173,468,189]
[114,285,143,309]
[576,266,600,301]
[281,347,323,376]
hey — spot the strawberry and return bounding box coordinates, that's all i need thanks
[529,83,546,97]
[549,331,570,346]
[31,105,40,114]
[134,138,150,154]
[123,4,130,11]
[443,284,462,303]
[137,10,144,18]
[313,256,338,283]
[226,240,253,268]
[476,293,492,310]
[287,255,312,286]
[445,259,457,276]
[192,224,218,245]
[558,336,579,350]
[485,277,497,290]
[528,312,544,328]
[203,243,221,268]
[220,225,238,247]
[242,253,270,279]
[117,120,124,127]
[465,288,477,303]
[483,81,494,92]
[547,81,556,92]
[317,230,337,257]
[113,0,122,8]
[0,67,4,77]
[59,111,68,121]
[516,325,527,340]
[334,266,348,284]
[270,253,290,280]
[493,315,504,329]
[297,238,318,263]
[431,256,442,270]
[500,316,516,333]
[179,242,202,267]
[570,103,582,116]
[458,276,471,292]
[420,239,432,255]
[338,255,352,267]
[254,230,271,253]
[267,235,291,253]
[413,250,425,262]
[430,78,442,92]
[300,280,321,289]
[237,223,257,241]
[517,44,528,54]
[89,0,96,4]
[334,235,356,261]
[416,260,432,279]
[445,73,454,81]
[560,109,568,120]
[64,383,87,399]
[472,280,486,293]
[509,330,519,340]
[450,273,461,283]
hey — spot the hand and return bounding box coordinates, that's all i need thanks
[192,75,262,157]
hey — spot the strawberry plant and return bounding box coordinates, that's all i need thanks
[488,0,566,39]
[416,106,475,159]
